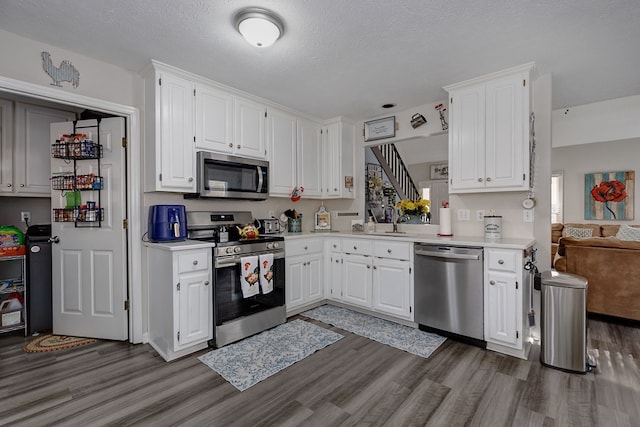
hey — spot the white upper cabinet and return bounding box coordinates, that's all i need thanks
[445,63,534,193]
[297,118,323,198]
[267,109,324,198]
[323,119,355,199]
[144,65,196,193]
[195,83,233,153]
[234,97,267,159]
[267,108,297,196]
[1,100,75,197]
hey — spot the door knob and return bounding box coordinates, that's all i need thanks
[204,281,209,286]
[490,280,496,285]
[486,177,492,182]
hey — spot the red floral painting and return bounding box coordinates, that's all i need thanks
[585,171,634,220]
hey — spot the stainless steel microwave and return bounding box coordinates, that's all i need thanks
[190,151,269,200]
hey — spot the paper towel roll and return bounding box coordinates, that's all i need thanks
[439,207,452,236]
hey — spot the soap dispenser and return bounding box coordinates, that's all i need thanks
[367,216,376,233]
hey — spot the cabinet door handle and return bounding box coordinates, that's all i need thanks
[353,246,357,250]
[387,249,392,254]
[20,184,25,187]
[6,183,11,187]
[304,246,308,250]
[490,280,496,285]
[236,144,241,149]
[477,178,483,182]
[373,266,377,270]
[498,259,504,264]
[188,177,194,182]
[367,265,371,269]
[204,281,209,286]
[193,260,198,265]
[49,236,60,244]
[228,143,233,148]
[486,177,492,182]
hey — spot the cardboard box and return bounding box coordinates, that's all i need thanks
[1,308,22,327]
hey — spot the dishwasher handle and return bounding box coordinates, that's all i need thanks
[415,248,482,261]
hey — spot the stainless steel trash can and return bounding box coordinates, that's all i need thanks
[540,270,592,373]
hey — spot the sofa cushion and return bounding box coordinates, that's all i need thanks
[562,223,602,238]
[558,236,640,251]
[551,223,564,243]
[563,226,593,239]
[616,224,640,241]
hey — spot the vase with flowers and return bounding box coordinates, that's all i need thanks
[395,198,430,224]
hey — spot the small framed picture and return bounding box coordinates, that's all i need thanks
[429,162,449,181]
[364,116,396,141]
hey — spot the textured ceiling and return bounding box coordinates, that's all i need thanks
[1,0,639,120]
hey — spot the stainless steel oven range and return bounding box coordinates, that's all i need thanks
[187,211,285,348]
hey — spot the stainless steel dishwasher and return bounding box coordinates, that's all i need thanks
[414,244,485,345]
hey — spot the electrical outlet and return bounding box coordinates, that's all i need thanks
[523,209,534,222]
[21,211,31,223]
[457,209,470,221]
[476,210,485,221]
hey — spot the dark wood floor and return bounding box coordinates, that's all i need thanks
[1,315,639,426]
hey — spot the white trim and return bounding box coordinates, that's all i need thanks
[0,75,144,344]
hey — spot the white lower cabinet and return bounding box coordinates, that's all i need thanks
[146,243,213,361]
[327,238,414,321]
[342,253,373,309]
[285,238,324,314]
[484,247,529,359]
[372,257,412,319]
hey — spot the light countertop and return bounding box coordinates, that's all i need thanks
[283,230,535,250]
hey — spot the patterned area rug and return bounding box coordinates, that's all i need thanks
[303,305,446,359]
[198,319,343,391]
[23,334,97,353]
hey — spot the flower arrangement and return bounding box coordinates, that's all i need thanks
[395,198,430,216]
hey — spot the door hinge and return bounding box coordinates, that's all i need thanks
[124,300,130,311]
[123,219,128,229]
[516,281,519,290]
[516,330,519,339]
[159,173,162,181]
[409,267,412,274]
[177,331,180,341]
[177,283,180,291]
[410,306,412,313]
[523,79,526,87]
[264,111,267,118]
[122,137,127,148]
[362,128,365,137]
[158,78,161,86]
[193,136,196,143]
[193,88,196,96]
[523,173,526,181]
[450,97,453,104]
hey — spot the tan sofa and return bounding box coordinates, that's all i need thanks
[552,223,640,321]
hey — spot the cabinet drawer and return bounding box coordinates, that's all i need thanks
[341,238,372,256]
[286,238,323,256]
[373,241,412,260]
[178,251,210,273]
[487,249,517,272]
[327,239,342,252]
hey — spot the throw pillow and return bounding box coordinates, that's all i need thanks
[563,226,593,239]
[615,224,640,241]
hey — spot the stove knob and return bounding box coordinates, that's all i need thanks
[234,247,242,254]
[273,242,280,249]
[267,242,274,250]
[225,247,234,255]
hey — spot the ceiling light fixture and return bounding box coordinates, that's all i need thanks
[235,8,284,48]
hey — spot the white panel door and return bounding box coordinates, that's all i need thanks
[286,256,305,312]
[159,73,195,191]
[449,85,486,191]
[0,99,13,193]
[372,258,411,319]
[234,97,266,159]
[485,73,526,189]
[176,270,211,349]
[341,254,372,309]
[15,103,75,195]
[306,255,323,303]
[267,108,297,196]
[297,118,323,197]
[51,117,128,340]
[485,270,518,346]
[195,83,233,153]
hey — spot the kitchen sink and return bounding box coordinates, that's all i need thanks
[369,231,407,237]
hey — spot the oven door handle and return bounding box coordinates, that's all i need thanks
[215,251,285,268]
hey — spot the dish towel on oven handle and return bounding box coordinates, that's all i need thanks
[259,253,274,294]
[240,255,260,298]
